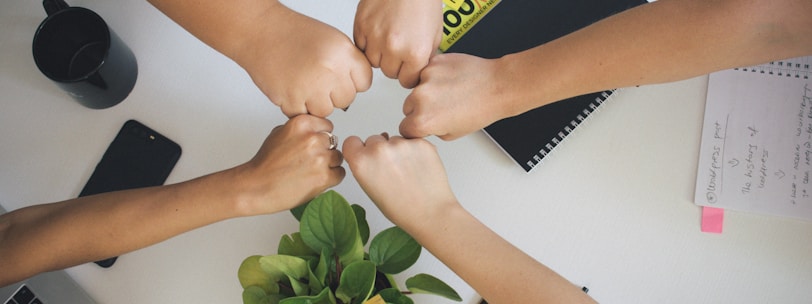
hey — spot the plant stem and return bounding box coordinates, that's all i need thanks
[334,254,343,281]
[278,282,294,295]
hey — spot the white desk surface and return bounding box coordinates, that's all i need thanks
[2,1,811,303]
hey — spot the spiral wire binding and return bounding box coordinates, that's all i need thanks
[527,89,616,171]
[736,57,811,79]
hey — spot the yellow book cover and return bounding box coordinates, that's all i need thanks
[439,0,501,52]
[442,0,465,10]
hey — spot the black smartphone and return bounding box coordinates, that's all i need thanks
[78,119,182,268]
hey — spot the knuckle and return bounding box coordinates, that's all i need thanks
[403,47,429,65]
[399,75,418,89]
[384,35,406,52]
[288,114,310,127]
[315,107,334,118]
[305,133,324,150]
[311,168,333,187]
[382,68,398,79]
[412,115,434,136]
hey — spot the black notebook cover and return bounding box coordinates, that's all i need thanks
[445,0,647,172]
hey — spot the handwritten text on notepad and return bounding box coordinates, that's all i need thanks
[696,68,812,220]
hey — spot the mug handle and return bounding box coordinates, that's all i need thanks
[43,0,69,16]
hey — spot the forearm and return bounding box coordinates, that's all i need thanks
[0,169,243,286]
[0,116,342,287]
[499,0,812,116]
[406,204,595,304]
[146,0,282,66]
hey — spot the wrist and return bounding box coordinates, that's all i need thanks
[190,165,266,219]
[219,163,281,217]
[395,197,464,239]
[228,1,289,70]
[495,51,560,117]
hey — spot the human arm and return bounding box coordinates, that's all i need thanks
[0,115,344,287]
[353,0,443,88]
[342,134,595,304]
[399,0,812,140]
[147,0,372,117]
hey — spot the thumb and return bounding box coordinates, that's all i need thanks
[349,50,373,93]
[341,135,365,164]
[399,115,432,139]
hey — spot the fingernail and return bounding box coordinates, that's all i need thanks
[342,106,350,112]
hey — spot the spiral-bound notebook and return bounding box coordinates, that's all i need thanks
[695,56,812,221]
[442,0,647,172]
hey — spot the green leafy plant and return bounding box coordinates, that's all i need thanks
[238,190,461,304]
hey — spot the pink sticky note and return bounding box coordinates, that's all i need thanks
[701,207,724,233]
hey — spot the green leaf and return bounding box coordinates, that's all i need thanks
[288,276,309,297]
[239,255,280,294]
[278,233,318,258]
[300,191,364,265]
[260,255,311,296]
[242,285,284,304]
[335,260,377,304]
[377,288,414,304]
[279,287,336,304]
[369,227,421,274]
[405,274,461,301]
[260,255,309,280]
[313,249,329,287]
[351,204,370,245]
[308,264,324,295]
[290,202,309,222]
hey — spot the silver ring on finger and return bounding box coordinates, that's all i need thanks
[321,131,338,150]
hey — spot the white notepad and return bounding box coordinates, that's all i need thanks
[695,56,812,221]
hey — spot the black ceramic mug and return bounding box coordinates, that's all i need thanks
[33,0,137,109]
